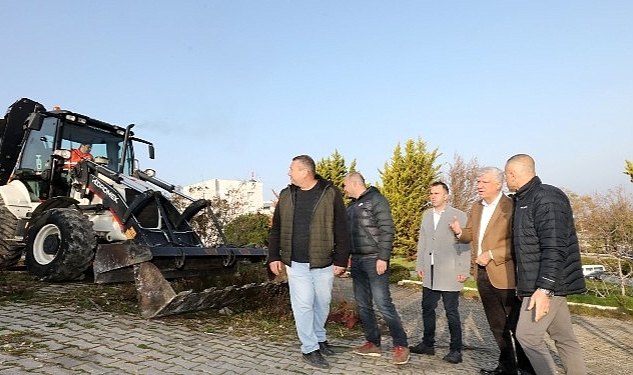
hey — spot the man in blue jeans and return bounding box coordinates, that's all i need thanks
[343,172,409,365]
[268,155,350,370]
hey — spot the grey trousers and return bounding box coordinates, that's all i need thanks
[516,296,587,375]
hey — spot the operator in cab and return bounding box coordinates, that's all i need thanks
[64,143,93,170]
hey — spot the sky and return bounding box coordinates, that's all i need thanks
[1,1,632,201]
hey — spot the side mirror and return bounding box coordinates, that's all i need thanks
[148,144,155,160]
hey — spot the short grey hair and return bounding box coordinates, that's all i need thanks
[478,166,504,183]
[292,155,316,176]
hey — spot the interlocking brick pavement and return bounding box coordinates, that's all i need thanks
[0,277,630,374]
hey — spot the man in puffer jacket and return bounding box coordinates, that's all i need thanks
[504,154,587,375]
[343,172,409,365]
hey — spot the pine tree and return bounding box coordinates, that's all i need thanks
[378,138,441,257]
[316,150,357,193]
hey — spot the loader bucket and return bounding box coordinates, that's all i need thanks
[94,242,153,283]
[134,261,282,318]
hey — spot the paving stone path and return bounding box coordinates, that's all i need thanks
[0,277,630,374]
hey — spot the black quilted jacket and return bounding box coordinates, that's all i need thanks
[346,186,394,261]
[511,176,586,297]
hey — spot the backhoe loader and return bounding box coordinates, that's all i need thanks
[0,98,272,318]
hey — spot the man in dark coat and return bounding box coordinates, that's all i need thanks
[343,172,409,365]
[504,154,587,375]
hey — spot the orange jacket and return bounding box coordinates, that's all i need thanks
[64,149,93,169]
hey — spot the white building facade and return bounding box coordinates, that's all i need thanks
[182,179,274,215]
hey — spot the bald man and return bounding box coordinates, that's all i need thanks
[343,172,409,365]
[504,154,587,375]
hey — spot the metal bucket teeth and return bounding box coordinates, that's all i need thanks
[134,261,282,318]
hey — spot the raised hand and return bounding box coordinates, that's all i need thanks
[448,215,462,235]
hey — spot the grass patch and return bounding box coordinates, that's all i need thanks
[567,280,633,320]
[54,283,140,314]
[568,304,633,320]
[0,272,37,303]
[0,271,140,314]
[390,257,416,271]
[568,292,633,308]
[0,330,47,355]
[178,304,363,343]
[195,308,297,342]
[390,257,418,284]
[463,279,477,289]
[166,277,299,341]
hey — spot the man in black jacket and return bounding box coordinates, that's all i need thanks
[343,172,409,365]
[504,154,587,375]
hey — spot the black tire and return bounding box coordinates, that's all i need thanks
[25,208,96,281]
[0,195,24,269]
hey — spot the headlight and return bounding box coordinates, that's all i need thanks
[143,168,156,178]
[94,156,109,165]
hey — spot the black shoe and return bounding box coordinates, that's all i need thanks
[318,341,335,356]
[481,368,517,375]
[302,350,330,369]
[408,342,435,355]
[442,351,462,364]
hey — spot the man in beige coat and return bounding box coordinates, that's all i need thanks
[450,167,533,375]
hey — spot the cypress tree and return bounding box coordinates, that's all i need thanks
[316,150,356,194]
[378,138,440,257]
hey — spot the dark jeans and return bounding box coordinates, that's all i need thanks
[421,287,462,352]
[478,266,534,374]
[351,257,408,347]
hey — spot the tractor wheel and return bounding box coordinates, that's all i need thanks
[0,195,24,269]
[25,208,96,281]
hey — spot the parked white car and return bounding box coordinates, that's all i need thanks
[582,264,606,276]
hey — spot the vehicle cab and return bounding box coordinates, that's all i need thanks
[14,109,135,203]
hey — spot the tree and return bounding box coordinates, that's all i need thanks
[378,138,441,257]
[584,186,633,296]
[316,149,357,193]
[625,160,633,183]
[171,186,251,246]
[564,189,599,254]
[224,213,271,246]
[444,153,480,213]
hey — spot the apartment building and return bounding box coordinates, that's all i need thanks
[182,178,274,215]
